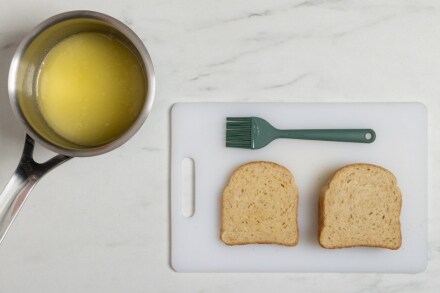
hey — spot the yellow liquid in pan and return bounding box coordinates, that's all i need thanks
[37,32,145,146]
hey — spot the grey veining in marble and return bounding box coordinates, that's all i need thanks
[0,0,439,292]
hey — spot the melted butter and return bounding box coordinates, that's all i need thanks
[37,32,145,146]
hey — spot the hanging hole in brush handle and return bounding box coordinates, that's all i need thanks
[0,134,72,244]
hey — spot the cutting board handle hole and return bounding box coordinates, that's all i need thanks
[181,157,195,217]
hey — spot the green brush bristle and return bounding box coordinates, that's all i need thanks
[226,117,253,148]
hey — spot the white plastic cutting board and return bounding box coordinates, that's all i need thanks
[170,102,427,273]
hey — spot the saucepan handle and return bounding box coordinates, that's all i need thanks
[0,134,71,244]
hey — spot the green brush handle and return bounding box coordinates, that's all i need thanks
[276,129,376,143]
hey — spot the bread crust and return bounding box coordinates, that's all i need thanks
[220,161,299,247]
[318,163,402,250]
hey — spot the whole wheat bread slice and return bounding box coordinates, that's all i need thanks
[220,161,299,246]
[319,163,402,250]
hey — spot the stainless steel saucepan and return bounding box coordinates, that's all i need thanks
[0,10,155,244]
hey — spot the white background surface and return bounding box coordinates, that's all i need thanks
[0,0,439,292]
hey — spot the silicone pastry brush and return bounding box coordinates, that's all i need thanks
[226,117,375,149]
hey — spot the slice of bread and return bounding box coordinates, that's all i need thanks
[319,163,402,250]
[220,161,299,246]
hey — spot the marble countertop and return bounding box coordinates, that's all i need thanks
[0,0,439,292]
